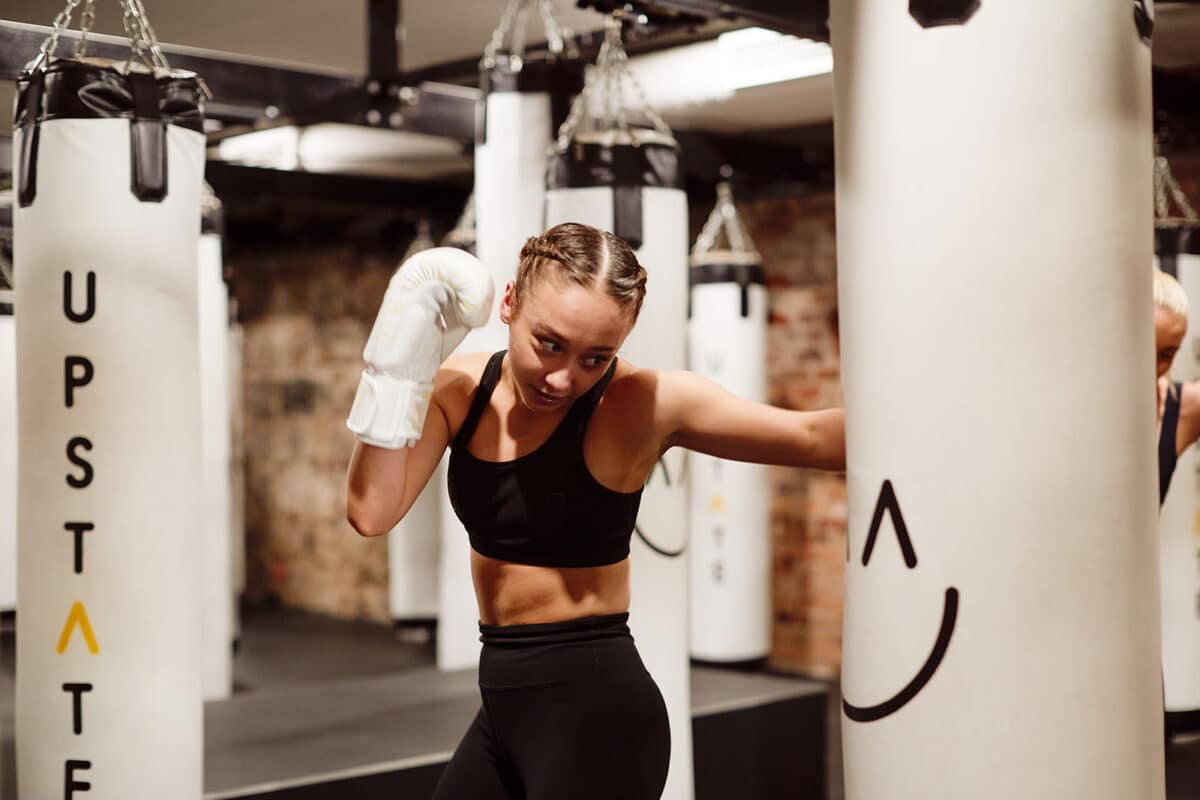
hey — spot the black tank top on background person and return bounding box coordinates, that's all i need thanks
[448,351,644,568]
[1160,381,1182,506]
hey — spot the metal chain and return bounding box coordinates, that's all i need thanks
[538,0,573,56]
[509,0,531,66]
[35,0,84,67]
[73,0,98,58]
[693,181,759,258]
[34,0,171,71]
[482,0,578,67]
[128,0,170,69]
[1155,155,1199,223]
[447,193,476,242]
[118,0,170,70]
[403,218,436,260]
[482,0,522,65]
[119,0,154,68]
[555,14,672,148]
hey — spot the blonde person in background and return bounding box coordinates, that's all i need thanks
[1154,269,1200,504]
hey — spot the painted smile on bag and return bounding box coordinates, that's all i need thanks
[634,455,688,558]
[842,480,959,723]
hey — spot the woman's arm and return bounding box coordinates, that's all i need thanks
[658,369,845,471]
[1177,381,1200,457]
[345,367,457,537]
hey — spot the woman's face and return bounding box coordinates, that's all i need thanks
[499,275,633,413]
[1155,305,1188,379]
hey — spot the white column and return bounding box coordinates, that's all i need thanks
[832,2,1160,797]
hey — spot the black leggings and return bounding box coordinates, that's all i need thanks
[432,613,670,800]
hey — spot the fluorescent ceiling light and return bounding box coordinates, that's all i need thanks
[717,27,833,90]
[213,123,469,179]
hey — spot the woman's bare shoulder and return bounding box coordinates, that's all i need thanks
[602,357,675,431]
[435,351,495,431]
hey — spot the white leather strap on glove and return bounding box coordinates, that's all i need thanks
[347,247,494,448]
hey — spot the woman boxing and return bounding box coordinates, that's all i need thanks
[345,222,845,799]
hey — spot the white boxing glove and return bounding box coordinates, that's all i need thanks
[347,247,494,448]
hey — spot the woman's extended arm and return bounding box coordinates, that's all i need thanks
[658,369,845,471]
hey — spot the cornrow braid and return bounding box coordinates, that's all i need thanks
[511,223,647,322]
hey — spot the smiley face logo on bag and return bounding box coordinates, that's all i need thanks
[842,480,959,723]
[634,454,688,558]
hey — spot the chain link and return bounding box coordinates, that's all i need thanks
[692,181,759,259]
[72,0,97,58]
[554,13,673,149]
[31,0,175,77]
[118,0,170,70]
[447,193,476,242]
[1155,155,1199,224]
[35,0,84,67]
[482,0,578,69]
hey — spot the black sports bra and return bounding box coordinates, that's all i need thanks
[447,351,644,567]
[1160,381,1182,506]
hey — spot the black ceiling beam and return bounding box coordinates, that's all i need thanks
[204,161,469,216]
[1155,68,1200,154]
[0,19,478,140]
[368,0,401,85]
[675,126,835,195]
[577,0,830,39]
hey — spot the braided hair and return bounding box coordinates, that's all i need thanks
[512,223,648,323]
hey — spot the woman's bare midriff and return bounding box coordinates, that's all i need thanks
[471,550,632,625]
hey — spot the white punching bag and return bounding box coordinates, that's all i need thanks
[389,220,442,627]
[832,3,1160,798]
[0,287,15,616]
[687,183,770,663]
[14,58,208,799]
[1160,224,1200,734]
[545,127,693,799]
[0,194,14,615]
[228,306,246,646]
[437,39,582,670]
[198,184,234,701]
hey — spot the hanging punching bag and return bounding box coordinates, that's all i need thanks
[0,193,14,616]
[543,17,693,798]
[687,183,770,663]
[832,2,1160,798]
[0,287,15,617]
[228,300,246,648]
[1159,223,1200,735]
[437,5,582,670]
[198,183,234,701]
[546,126,694,800]
[14,53,208,800]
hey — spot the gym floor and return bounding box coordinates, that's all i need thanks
[3,609,1200,800]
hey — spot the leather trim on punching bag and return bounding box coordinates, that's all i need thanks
[1134,0,1155,44]
[476,58,585,146]
[1182,225,1200,257]
[548,140,680,191]
[1157,226,1183,277]
[16,69,45,208]
[909,0,981,27]
[548,140,680,250]
[14,59,206,207]
[129,72,168,202]
[613,186,643,251]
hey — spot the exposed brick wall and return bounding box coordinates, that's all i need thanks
[738,193,847,678]
[229,195,851,665]
[231,244,396,624]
